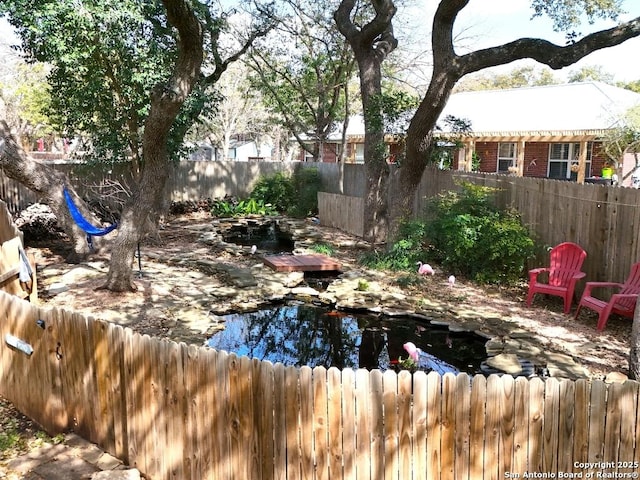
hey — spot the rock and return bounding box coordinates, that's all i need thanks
[46,283,69,295]
[485,353,523,375]
[91,469,141,480]
[61,266,103,284]
[290,286,320,297]
[605,371,628,384]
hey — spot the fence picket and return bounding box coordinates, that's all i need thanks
[484,375,501,480]
[313,366,330,480]
[273,362,286,480]
[383,369,399,480]
[572,379,590,466]
[299,366,314,480]
[184,344,199,479]
[123,329,140,471]
[398,370,412,480]
[327,367,343,479]
[499,375,515,478]
[425,371,442,480]
[454,373,471,480]
[557,379,576,473]
[543,377,560,473]
[469,374,487,480]
[285,365,302,480]
[440,373,456,480]
[201,347,218,479]
[369,369,384,480]
[342,367,356,480]
[412,371,428,480]
[603,382,624,472]
[512,377,529,476]
[215,350,230,479]
[619,381,638,475]
[588,380,607,464]
[257,360,275,480]
[356,368,371,480]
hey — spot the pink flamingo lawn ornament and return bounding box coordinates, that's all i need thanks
[403,342,421,362]
[417,261,434,275]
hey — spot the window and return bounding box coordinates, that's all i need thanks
[548,143,592,180]
[354,143,364,163]
[497,143,516,172]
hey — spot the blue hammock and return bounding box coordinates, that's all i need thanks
[63,187,117,247]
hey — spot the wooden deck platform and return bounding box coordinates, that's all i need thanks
[262,254,342,272]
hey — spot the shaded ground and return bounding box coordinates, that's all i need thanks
[1,211,633,467]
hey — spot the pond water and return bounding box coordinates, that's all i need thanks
[222,221,294,254]
[207,302,488,375]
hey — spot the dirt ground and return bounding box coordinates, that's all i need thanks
[1,211,634,462]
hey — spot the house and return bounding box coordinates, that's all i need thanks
[189,137,273,162]
[438,82,640,186]
[294,116,403,163]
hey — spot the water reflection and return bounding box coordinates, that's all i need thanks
[223,221,294,253]
[207,303,487,374]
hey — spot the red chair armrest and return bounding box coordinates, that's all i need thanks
[610,293,638,303]
[528,267,548,282]
[582,281,623,296]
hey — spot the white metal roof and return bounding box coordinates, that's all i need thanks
[438,81,640,134]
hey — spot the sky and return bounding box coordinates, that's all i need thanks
[1,1,640,82]
[414,0,640,83]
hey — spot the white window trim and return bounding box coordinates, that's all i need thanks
[497,142,516,173]
[548,142,592,179]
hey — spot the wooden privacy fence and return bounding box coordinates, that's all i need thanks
[1,290,640,480]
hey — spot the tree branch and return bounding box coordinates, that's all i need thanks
[456,16,640,77]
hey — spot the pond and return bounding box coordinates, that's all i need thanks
[207,302,488,375]
[222,220,294,254]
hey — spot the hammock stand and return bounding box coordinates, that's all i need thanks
[63,187,117,251]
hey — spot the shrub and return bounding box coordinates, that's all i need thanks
[359,220,429,271]
[311,243,335,255]
[249,167,321,218]
[425,182,535,284]
[210,197,277,217]
[289,167,321,217]
[249,172,295,213]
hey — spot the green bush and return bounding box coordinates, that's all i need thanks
[289,167,321,217]
[250,172,295,213]
[359,220,429,271]
[425,182,534,284]
[210,197,277,217]
[249,167,321,218]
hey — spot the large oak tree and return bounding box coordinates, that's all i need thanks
[0,0,272,290]
[335,0,640,243]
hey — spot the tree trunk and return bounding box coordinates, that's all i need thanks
[0,120,106,261]
[100,0,204,291]
[334,0,397,245]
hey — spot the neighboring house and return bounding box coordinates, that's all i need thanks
[189,137,273,162]
[294,116,403,164]
[438,82,640,186]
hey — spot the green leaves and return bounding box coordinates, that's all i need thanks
[425,183,535,284]
[530,0,624,34]
[210,197,278,217]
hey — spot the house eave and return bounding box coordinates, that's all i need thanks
[440,129,609,143]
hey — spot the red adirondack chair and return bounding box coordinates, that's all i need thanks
[526,242,587,314]
[574,261,640,331]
